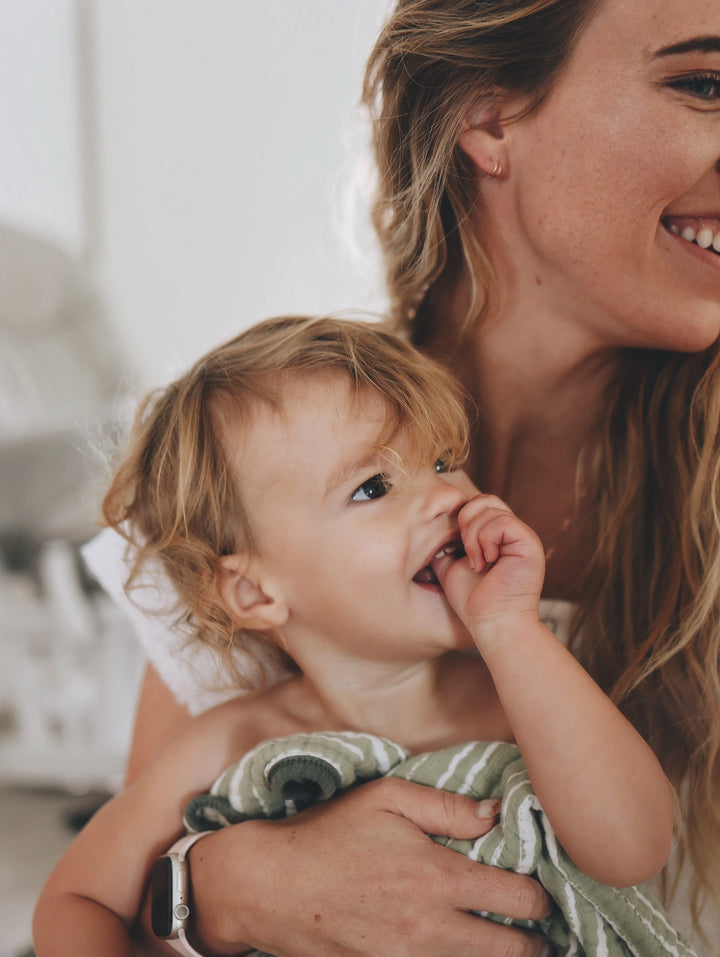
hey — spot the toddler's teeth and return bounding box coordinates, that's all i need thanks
[681,226,697,242]
[668,224,680,235]
[697,227,714,249]
[714,233,720,253]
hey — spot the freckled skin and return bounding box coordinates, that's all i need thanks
[482,0,720,356]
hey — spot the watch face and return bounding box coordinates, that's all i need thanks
[150,855,174,938]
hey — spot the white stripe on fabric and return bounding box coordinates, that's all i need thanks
[633,886,689,944]
[595,909,610,957]
[455,741,505,795]
[224,749,256,812]
[513,793,538,873]
[490,837,506,867]
[402,752,431,783]
[561,882,582,938]
[436,742,478,790]
[308,734,366,760]
[369,735,402,773]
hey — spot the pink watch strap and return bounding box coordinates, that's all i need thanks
[165,830,214,957]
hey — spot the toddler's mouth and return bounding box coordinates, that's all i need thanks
[413,539,465,586]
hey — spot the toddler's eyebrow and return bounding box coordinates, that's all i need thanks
[652,35,720,58]
[325,449,383,498]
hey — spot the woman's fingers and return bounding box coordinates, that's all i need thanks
[452,910,553,957]
[374,775,501,839]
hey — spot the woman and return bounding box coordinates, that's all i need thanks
[89,0,720,954]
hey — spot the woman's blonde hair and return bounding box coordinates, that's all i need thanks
[363,0,720,937]
[102,315,469,689]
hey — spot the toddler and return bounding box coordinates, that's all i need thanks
[34,316,684,957]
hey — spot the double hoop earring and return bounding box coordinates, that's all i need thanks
[488,158,503,178]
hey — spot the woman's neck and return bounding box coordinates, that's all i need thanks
[425,283,620,596]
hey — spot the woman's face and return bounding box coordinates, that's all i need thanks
[494,0,720,353]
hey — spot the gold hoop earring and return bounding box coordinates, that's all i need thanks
[489,158,503,177]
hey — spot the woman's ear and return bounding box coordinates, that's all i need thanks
[218,555,289,631]
[457,99,510,179]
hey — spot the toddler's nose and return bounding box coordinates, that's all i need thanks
[422,469,476,519]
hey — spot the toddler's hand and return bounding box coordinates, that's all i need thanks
[432,494,545,641]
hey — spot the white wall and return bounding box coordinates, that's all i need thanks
[91,0,390,388]
[0,0,85,254]
[0,1,390,389]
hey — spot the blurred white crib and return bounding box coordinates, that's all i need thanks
[0,224,142,793]
[0,542,142,792]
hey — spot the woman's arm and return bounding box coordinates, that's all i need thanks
[437,494,675,887]
[186,779,553,957]
[126,670,552,957]
[35,675,551,957]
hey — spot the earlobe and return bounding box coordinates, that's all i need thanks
[218,555,289,631]
[458,100,509,179]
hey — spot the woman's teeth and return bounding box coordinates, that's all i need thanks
[668,223,720,253]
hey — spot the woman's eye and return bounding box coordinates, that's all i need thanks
[670,73,720,101]
[351,474,391,502]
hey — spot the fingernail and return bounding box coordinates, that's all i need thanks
[476,798,501,818]
[538,943,553,957]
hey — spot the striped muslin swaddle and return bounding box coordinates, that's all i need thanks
[184,732,697,957]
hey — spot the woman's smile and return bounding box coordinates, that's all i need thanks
[663,224,720,273]
[471,0,720,355]
[663,216,720,262]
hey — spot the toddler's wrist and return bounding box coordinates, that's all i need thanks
[470,610,543,658]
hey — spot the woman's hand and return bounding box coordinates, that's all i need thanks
[186,776,552,957]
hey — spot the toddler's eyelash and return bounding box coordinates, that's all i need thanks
[351,473,392,502]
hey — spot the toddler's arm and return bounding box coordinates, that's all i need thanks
[434,493,674,887]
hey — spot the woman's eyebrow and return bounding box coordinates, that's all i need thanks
[652,36,720,58]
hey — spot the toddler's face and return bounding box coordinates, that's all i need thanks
[226,373,477,665]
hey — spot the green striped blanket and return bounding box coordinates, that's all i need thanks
[184,732,696,957]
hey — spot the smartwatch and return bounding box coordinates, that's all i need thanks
[150,830,213,957]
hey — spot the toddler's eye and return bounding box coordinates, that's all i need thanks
[351,474,392,502]
[434,454,455,474]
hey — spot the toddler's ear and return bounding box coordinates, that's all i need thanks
[218,555,289,631]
